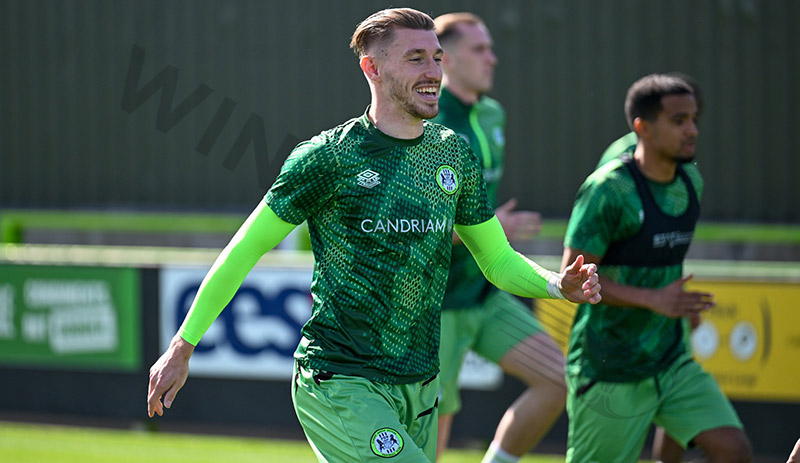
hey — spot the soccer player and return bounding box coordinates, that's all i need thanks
[561,73,751,462]
[430,12,566,463]
[147,8,601,463]
[596,72,704,463]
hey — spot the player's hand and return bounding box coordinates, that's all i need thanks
[559,254,601,304]
[495,198,542,242]
[649,275,714,318]
[688,311,702,330]
[147,335,194,418]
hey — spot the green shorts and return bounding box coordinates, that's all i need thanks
[439,290,544,416]
[292,362,439,462]
[565,353,743,463]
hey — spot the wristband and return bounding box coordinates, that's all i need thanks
[547,273,566,299]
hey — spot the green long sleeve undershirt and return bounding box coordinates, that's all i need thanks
[179,206,559,346]
[178,201,296,345]
[455,216,556,299]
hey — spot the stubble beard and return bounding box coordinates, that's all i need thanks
[675,142,697,164]
[386,76,439,120]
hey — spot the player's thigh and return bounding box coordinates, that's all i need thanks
[692,426,752,462]
[566,375,658,463]
[473,292,563,384]
[439,308,481,416]
[292,364,437,462]
[498,331,566,389]
[472,291,541,363]
[654,357,744,449]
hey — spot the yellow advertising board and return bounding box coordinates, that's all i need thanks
[687,281,800,401]
[536,281,800,402]
[535,298,576,355]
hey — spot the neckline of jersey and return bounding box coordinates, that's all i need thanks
[359,108,425,148]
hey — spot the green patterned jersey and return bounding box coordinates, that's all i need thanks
[265,110,494,384]
[564,156,704,381]
[597,131,638,169]
[430,88,507,310]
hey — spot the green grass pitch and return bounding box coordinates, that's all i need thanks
[0,421,567,463]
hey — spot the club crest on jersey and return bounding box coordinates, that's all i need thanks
[436,165,459,195]
[370,428,404,458]
[493,126,505,147]
[358,169,381,189]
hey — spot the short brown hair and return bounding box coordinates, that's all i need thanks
[433,12,484,47]
[350,8,435,57]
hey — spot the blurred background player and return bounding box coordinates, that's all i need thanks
[431,12,567,463]
[561,73,751,463]
[148,7,602,463]
[595,72,705,463]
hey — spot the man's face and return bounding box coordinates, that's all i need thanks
[374,28,443,120]
[648,93,699,163]
[443,23,497,94]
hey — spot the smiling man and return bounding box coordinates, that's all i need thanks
[147,8,601,462]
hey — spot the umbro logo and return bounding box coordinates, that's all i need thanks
[357,169,380,188]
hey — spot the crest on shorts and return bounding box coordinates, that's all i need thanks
[436,165,459,195]
[370,427,404,458]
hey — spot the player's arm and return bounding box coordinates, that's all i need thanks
[455,216,600,304]
[147,201,297,418]
[560,246,712,317]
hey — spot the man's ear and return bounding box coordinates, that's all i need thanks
[360,55,380,81]
[440,50,452,71]
[633,117,648,138]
